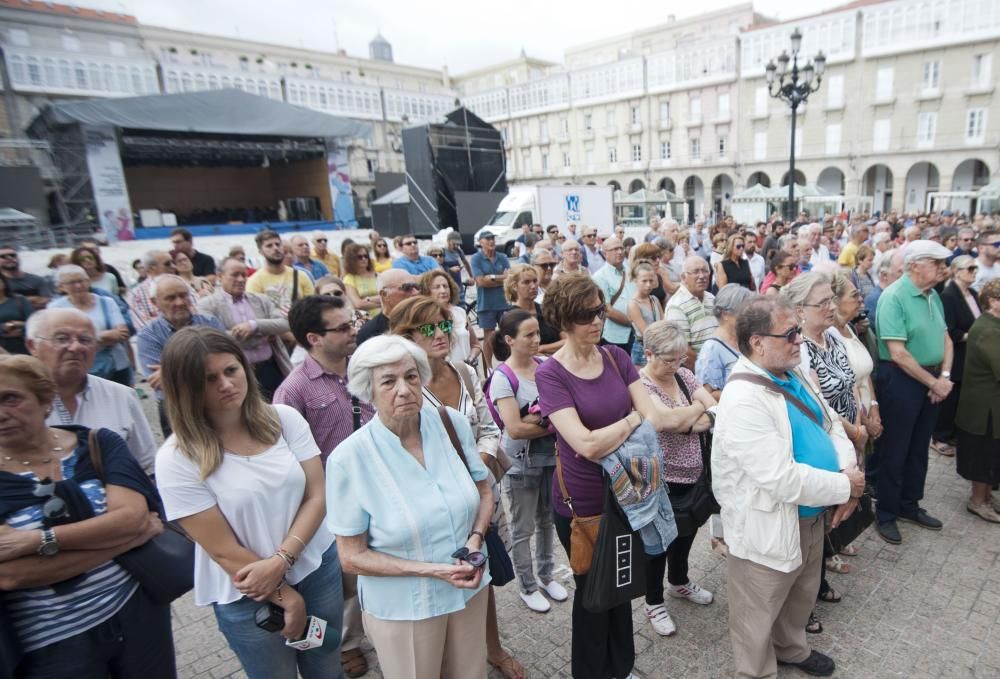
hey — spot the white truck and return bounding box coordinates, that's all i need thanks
[474,184,614,254]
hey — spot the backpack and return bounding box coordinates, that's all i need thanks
[484,359,542,430]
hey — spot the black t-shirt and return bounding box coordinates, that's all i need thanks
[191,251,218,278]
[356,313,390,346]
[0,295,31,354]
[6,273,51,299]
[534,302,560,346]
[721,258,755,290]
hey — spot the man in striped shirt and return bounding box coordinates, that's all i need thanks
[665,256,718,369]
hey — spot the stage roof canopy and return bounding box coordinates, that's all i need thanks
[33,89,371,140]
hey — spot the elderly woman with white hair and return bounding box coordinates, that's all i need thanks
[47,264,131,385]
[325,334,494,679]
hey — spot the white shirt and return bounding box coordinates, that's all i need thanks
[974,258,1000,292]
[809,244,831,268]
[747,253,766,290]
[155,405,334,606]
[47,375,157,473]
[449,304,472,363]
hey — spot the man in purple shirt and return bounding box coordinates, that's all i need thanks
[273,293,375,677]
[198,257,292,401]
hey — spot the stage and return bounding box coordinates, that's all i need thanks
[131,220,344,240]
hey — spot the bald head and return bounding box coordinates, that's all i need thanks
[377,268,418,313]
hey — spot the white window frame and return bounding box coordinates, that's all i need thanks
[690,137,701,160]
[754,87,768,116]
[971,54,993,90]
[825,124,841,155]
[608,146,618,164]
[659,100,670,121]
[754,131,767,160]
[631,143,642,162]
[631,105,641,126]
[718,136,728,157]
[660,140,671,160]
[689,94,702,122]
[916,112,937,149]
[922,60,940,91]
[873,119,891,152]
[875,67,894,102]
[966,108,986,144]
[717,93,731,119]
[826,74,844,109]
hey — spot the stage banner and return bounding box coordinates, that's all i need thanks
[327,147,358,229]
[84,125,134,242]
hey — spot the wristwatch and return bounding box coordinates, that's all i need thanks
[38,528,59,556]
[941,371,951,379]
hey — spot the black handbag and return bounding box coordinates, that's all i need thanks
[826,489,875,554]
[436,407,516,587]
[89,430,195,604]
[668,375,720,537]
[581,476,647,613]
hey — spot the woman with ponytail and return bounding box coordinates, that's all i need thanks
[487,310,565,614]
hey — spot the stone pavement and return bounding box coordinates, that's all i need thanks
[165,438,1000,679]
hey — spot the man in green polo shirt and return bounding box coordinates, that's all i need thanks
[873,240,954,544]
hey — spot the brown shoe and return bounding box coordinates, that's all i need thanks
[341,648,368,678]
[967,501,1000,524]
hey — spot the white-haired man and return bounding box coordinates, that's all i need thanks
[27,308,157,474]
[805,224,830,269]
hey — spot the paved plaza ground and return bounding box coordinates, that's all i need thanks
[154,383,999,679]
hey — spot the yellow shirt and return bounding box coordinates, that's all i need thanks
[313,250,342,277]
[343,273,381,316]
[837,241,859,267]
[246,267,315,315]
[373,257,393,274]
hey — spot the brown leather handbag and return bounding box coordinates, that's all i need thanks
[555,450,602,575]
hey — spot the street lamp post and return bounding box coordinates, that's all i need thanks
[766,29,826,221]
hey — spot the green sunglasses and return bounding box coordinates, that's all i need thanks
[417,320,453,337]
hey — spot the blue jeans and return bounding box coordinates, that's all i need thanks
[214,542,346,679]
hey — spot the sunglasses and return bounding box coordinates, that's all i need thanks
[315,238,328,243]
[399,283,420,293]
[572,303,606,325]
[758,325,802,343]
[417,319,453,337]
[0,253,17,259]
[402,240,417,246]
[319,322,353,334]
[538,262,556,270]
[357,252,370,259]
[429,252,444,258]
[965,266,979,272]
[987,241,1000,248]
[33,478,69,520]
[735,244,745,250]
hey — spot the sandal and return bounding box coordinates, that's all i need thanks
[806,611,823,634]
[818,587,842,603]
[825,555,850,574]
[489,652,525,679]
[839,544,860,557]
[931,441,956,457]
[341,648,368,678]
[711,537,729,558]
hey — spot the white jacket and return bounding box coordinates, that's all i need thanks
[712,356,855,573]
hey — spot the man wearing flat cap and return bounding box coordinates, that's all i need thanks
[873,240,954,544]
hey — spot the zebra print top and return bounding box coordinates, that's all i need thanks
[803,330,859,424]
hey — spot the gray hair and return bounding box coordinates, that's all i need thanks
[807,223,822,235]
[26,307,95,341]
[876,249,897,277]
[780,270,833,307]
[142,250,168,270]
[642,320,689,357]
[851,223,870,237]
[736,296,795,356]
[713,284,759,318]
[653,237,675,251]
[778,233,797,249]
[148,274,188,300]
[951,254,976,273]
[54,264,88,283]
[872,232,890,245]
[347,335,432,403]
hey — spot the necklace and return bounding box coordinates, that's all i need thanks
[0,431,65,469]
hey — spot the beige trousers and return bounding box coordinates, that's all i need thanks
[362,587,489,679]
[341,572,364,651]
[726,514,825,679]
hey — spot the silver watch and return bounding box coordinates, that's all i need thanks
[38,528,59,556]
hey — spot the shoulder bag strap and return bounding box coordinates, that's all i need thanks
[351,396,362,432]
[600,345,625,384]
[436,405,469,470]
[453,361,476,399]
[291,268,299,304]
[97,295,111,331]
[608,269,628,306]
[706,336,739,358]
[727,373,822,428]
[88,428,104,479]
[554,446,577,517]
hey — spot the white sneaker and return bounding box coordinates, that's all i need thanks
[643,603,676,636]
[668,581,714,605]
[540,579,569,602]
[519,589,551,613]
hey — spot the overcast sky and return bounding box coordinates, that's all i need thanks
[81,0,848,73]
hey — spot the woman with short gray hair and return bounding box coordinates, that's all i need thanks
[638,320,718,636]
[327,334,495,679]
[695,284,759,401]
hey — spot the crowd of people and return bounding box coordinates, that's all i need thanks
[0,209,999,679]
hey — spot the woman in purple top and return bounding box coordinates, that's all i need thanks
[535,273,710,679]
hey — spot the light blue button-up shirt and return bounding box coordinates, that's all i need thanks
[325,403,490,621]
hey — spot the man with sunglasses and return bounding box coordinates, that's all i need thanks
[581,226,604,274]
[974,228,1000,292]
[531,249,557,302]
[198,257,292,401]
[356,269,420,346]
[872,240,954,544]
[312,230,343,277]
[714,297,865,679]
[392,234,440,275]
[470,231,512,368]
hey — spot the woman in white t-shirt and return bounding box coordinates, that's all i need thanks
[420,269,483,368]
[154,326,343,679]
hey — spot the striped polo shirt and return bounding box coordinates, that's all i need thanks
[3,450,137,652]
[664,285,718,352]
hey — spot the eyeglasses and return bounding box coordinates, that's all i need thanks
[61,278,89,287]
[571,303,606,325]
[758,325,802,343]
[802,296,835,309]
[357,252,370,259]
[322,290,344,297]
[36,334,97,348]
[314,238,327,243]
[319,323,353,334]
[402,240,417,246]
[654,353,686,365]
[0,252,17,259]
[33,478,68,520]
[417,320,453,337]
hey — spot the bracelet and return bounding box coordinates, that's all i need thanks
[276,581,284,602]
[869,400,878,407]
[287,534,307,550]
[468,529,486,542]
[274,549,296,569]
